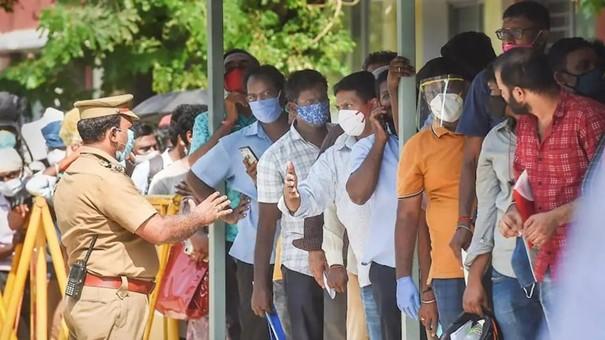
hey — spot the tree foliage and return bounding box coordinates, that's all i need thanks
[0,0,354,108]
[581,0,605,15]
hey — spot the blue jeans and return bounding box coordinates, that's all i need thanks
[539,272,556,331]
[492,269,544,340]
[361,285,382,340]
[432,278,465,331]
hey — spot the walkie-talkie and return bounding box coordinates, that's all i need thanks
[65,235,98,299]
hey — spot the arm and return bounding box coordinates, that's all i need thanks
[346,138,386,205]
[135,192,232,245]
[395,194,423,278]
[449,136,484,262]
[463,253,491,316]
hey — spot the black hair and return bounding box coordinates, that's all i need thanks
[548,37,595,72]
[503,1,550,30]
[494,48,558,93]
[285,69,328,103]
[77,114,121,144]
[485,63,496,83]
[416,57,465,85]
[362,51,397,71]
[132,122,155,139]
[375,70,389,97]
[170,104,207,145]
[245,65,286,101]
[441,32,496,81]
[593,40,605,61]
[224,48,255,60]
[333,71,376,102]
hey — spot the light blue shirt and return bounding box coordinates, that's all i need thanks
[191,121,274,264]
[348,134,399,268]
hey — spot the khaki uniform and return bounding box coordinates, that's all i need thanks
[53,95,158,340]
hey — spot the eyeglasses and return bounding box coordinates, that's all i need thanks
[495,27,539,41]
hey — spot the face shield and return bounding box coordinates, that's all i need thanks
[417,75,468,130]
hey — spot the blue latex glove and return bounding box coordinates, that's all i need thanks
[396,276,420,320]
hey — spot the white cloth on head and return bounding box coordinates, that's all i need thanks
[0,148,22,173]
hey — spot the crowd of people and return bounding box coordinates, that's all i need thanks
[0,1,604,339]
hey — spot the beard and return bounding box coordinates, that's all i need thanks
[507,95,531,115]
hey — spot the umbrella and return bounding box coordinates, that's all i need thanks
[133,89,209,116]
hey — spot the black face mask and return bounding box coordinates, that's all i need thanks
[487,95,507,120]
[569,67,605,103]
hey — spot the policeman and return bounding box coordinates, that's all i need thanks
[53,94,232,339]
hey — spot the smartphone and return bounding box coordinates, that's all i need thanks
[239,146,258,165]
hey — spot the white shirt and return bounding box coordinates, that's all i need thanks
[278,134,371,286]
[131,150,175,194]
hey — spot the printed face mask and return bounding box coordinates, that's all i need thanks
[338,109,366,136]
[249,96,283,123]
[297,101,330,126]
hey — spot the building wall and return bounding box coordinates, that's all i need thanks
[0,0,53,33]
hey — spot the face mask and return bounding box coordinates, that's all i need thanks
[224,67,245,93]
[0,177,23,197]
[488,95,507,120]
[134,150,160,164]
[249,96,283,123]
[115,129,135,162]
[47,149,66,167]
[429,93,464,123]
[572,67,605,102]
[297,101,330,126]
[338,109,366,136]
[0,130,16,149]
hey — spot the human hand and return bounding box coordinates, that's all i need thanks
[369,106,389,144]
[251,282,273,317]
[463,279,489,316]
[387,56,415,92]
[284,161,301,213]
[224,93,248,126]
[221,194,250,224]
[188,232,209,263]
[308,250,328,289]
[243,159,257,185]
[175,180,194,198]
[419,291,439,337]
[449,226,473,264]
[12,230,24,245]
[500,205,523,238]
[327,265,348,294]
[523,210,559,248]
[396,276,420,320]
[8,204,29,230]
[190,192,232,226]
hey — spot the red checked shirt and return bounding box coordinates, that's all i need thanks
[514,92,605,281]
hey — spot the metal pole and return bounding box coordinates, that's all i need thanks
[396,0,420,339]
[206,1,226,339]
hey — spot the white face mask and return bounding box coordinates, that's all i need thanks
[47,149,67,167]
[134,150,160,164]
[338,109,366,137]
[429,93,464,123]
[0,177,24,197]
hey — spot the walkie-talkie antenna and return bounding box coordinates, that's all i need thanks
[83,235,98,263]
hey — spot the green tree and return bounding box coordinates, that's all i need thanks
[581,0,605,15]
[0,0,354,108]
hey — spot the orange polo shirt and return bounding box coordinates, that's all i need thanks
[397,126,464,282]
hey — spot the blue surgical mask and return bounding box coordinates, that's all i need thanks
[249,96,283,123]
[0,130,16,149]
[115,129,135,162]
[573,67,605,103]
[296,101,330,126]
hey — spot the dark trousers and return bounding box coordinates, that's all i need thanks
[324,290,347,340]
[282,266,324,340]
[225,245,241,340]
[369,262,401,340]
[235,260,270,340]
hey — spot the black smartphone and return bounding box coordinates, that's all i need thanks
[239,146,258,165]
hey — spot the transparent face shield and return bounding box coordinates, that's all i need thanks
[417,75,469,130]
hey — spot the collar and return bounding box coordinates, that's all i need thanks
[80,146,119,163]
[334,133,357,151]
[290,122,304,142]
[553,90,569,119]
[244,121,271,142]
[430,125,456,138]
